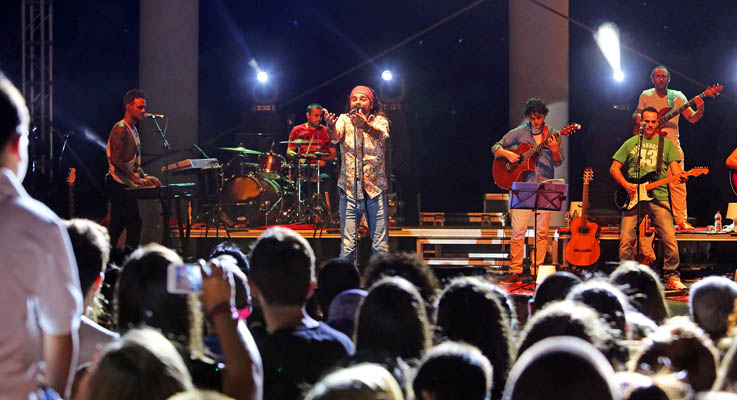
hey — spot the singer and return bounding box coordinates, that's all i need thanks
[491,98,563,283]
[632,66,705,229]
[611,106,688,290]
[105,89,161,250]
[324,85,390,262]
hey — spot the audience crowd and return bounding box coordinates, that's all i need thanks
[5,72,737,400]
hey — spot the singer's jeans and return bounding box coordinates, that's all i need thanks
[619,199,680,273]
[339,189,389,262]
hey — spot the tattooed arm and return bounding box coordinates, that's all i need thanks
[108,124,144,186]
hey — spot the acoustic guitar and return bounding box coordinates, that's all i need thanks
[632,84,722,136]
[614,167,709,211]
[492,123,581,190]
[565,168,600,266]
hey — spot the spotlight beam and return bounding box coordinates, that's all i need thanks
[594,22,623,82]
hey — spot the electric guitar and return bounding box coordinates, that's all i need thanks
[632,84,723,136]
[730,169,737,196]
[67,168,76,218]
[492,123,581,190]
[565,168,600,266]
[614,167,709,210]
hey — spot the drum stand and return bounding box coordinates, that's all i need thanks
[288,147,332,227]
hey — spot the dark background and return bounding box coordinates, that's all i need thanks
[1,0,735,225]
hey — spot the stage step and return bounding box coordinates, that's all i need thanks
[416,229,540,270]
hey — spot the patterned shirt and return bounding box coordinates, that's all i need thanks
[332,113,390,199]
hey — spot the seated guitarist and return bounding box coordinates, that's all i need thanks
[610,106,688,290]
[492,98,563,283]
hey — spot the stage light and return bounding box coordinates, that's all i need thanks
[382,70,393,81]
[613,69,624,82]
[256,71,268,83]
[594,23,623,83]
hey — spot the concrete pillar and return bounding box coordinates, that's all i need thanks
[509,0,569,227]
[138,1,198,244]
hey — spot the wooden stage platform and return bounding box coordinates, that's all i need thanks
[172,225,737,279]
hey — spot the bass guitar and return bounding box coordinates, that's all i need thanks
[632,84,722,136]
[614,167,709,210]
[636,215,656,266]
[565,168,600,266]
[492,123,581,190]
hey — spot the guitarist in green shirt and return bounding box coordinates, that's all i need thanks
[610,107,689,290]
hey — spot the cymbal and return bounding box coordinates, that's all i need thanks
[279,139,313,144]
[291,152,331,159]
[219,146,262,155]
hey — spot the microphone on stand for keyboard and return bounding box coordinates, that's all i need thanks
[144,112,166,119]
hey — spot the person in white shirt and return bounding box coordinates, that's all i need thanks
[632,66,704,229]
[0,72,83,399]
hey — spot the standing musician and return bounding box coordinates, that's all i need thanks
[492,98,563,283]
[106,89,161,250]
[611,106,688,290]
[324,85,390,262]
[633,66,705,229]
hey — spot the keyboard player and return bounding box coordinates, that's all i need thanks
[106,89,161,250]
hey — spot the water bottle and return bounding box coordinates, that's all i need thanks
[715,211,723,232]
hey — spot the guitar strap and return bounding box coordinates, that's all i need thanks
[656,135,665,174]
[654,90,673,174]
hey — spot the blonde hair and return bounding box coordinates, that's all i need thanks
[305,363,404,400]
[88,328,194,400]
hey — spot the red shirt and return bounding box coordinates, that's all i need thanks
[288,123,333,156]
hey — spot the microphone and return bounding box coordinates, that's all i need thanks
[638,122,646,134]
[348,107,360,115]
[144,112,166,118]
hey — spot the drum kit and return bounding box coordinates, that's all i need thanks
[203,139,336,228]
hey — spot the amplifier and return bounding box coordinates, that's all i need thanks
[484,193,510,213]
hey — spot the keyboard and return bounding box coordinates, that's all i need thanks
[125,183,197,199]
[161,158,221,173]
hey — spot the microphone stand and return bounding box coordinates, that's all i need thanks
[151,116,171,188]
[353,113,360,267]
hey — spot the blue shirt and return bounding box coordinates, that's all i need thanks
[492,123,564,182]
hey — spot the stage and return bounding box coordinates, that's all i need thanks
[171,224,737,283]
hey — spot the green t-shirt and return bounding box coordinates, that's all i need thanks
[612,135,681,202]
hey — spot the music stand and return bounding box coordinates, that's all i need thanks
[510,181,568,281]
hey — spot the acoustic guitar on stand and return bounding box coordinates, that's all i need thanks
[614,167,709,211]
[565,168,600,266]
[632,84,722,136]
[493,123,581,190]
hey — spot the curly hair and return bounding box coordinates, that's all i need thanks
[364,252,440,309]
[523,98,548,116]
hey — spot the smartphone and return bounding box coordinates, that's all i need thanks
[167,263,202,294]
